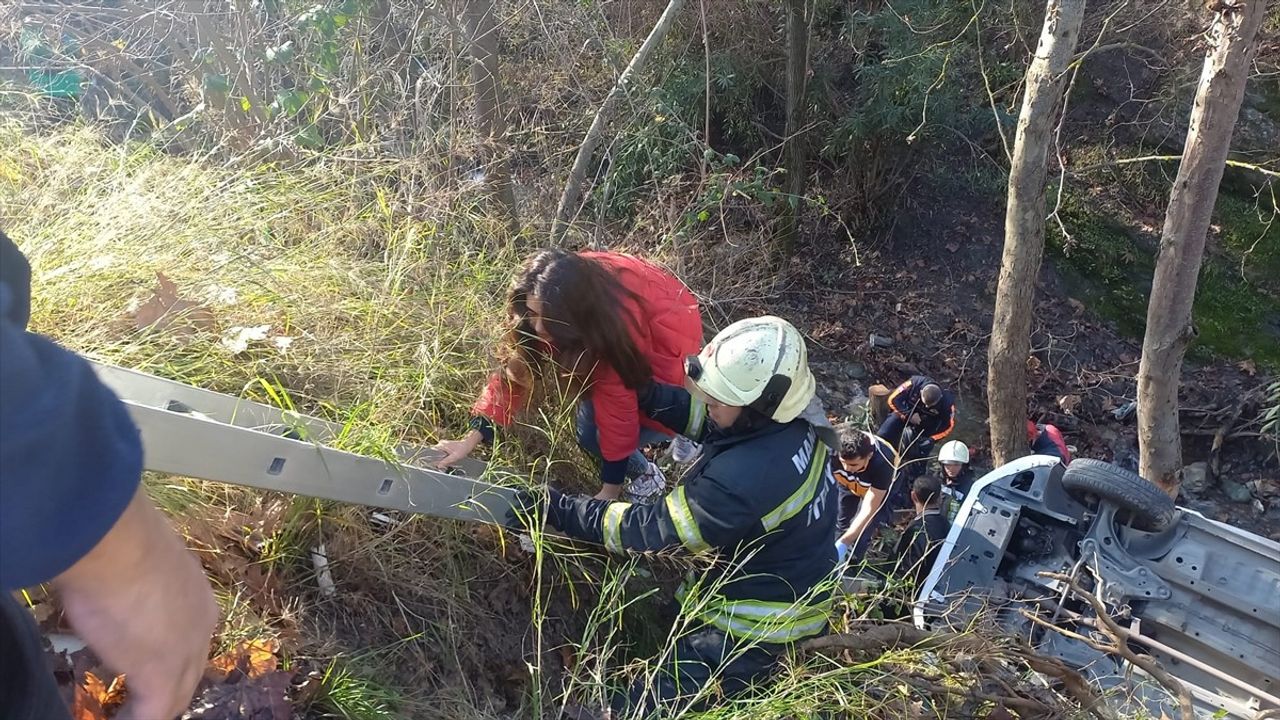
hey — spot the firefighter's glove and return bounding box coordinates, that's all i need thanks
[504,488,542,531]
[504,487,571,532]
[835,541,850,564]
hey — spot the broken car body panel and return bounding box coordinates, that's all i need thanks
[917,456,1280,718]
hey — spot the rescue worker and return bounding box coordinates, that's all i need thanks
[840,475,951,619]
[893,475,951,590]
[935,440,977,522]
[878,375,956,464]
[1,232,218,720]
[1028,420,1072,464]
[832,424,902,562]
[435,249,703,502]
[510,316,838,716]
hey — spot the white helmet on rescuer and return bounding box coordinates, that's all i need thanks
[938,440,970,465]
[685,315,815,423]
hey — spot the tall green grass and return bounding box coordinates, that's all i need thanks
[0,122,1093,719]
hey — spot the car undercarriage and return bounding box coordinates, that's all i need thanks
[915,456,1280,719]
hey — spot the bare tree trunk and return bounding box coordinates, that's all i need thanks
[551,0,687,241]
[462,0,519,235]
[777,0,810,256]
[987,0,1086,466]
[1137,0,1267,496]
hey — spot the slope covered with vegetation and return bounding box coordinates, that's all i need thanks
[1,0,1276,717]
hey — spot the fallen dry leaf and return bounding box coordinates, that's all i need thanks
[72,671,125,720]
[1058,394,1083,415]
[1237,359,1257,376]
[945,242,960,253]
[184,670,293,720]
[131,272,217,336]
[71,684,105,720]
[558,644,576,671]
[209,639,281,681]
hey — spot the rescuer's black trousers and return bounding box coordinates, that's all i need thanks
[614,625,786,718]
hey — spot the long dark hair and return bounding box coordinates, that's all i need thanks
[501,249,652,391]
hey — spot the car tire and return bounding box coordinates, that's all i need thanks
[1061,459,1176,532]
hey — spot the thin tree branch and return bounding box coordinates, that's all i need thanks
[1040,571,1195,719]
[1071,154,1280,179]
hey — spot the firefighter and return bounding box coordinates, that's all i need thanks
[509,316,838,716]
[435,249,703,502]
[1,232,218,720]
[935,440,977,522]
[878,375,956,464]
[832,424,902,562]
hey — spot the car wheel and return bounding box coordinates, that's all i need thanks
[1061,459,1176,532]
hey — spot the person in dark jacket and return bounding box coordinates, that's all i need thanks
[893,474,951,590]
[511,316,838,717]
[435,250,703,501]
[832,424,902,562]
[1,231,218,720]
[879,375,956,464]
[1028,420,1072,464]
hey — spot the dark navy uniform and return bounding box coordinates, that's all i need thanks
[546,381,838,715]
[879,375,956,458]
[3,232,143,720]
[893,507,951,590]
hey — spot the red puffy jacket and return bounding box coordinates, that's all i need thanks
[472,252,703,463]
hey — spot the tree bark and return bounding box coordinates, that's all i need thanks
[462,0,519,235]
[776,0,810,256]
[551,0,687,241]
[987,0,1086,466]
[1137,0,1267,496]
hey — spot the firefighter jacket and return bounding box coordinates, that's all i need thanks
[552,382,839,645]
[887,375,956,442]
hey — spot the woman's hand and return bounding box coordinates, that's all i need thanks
[433,430,483,468]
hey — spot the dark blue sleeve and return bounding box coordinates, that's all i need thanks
[636,382,708,441]
[1030,429,1063,459]
[0,267,142,590]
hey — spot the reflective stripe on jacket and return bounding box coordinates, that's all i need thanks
[556,382,839,644]
[887,375,956,441]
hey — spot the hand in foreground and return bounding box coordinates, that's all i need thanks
[433,430,483,468]
[52,487,218,720]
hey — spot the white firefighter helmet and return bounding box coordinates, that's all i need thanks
[938,440,970,465]
[685,315,815,423]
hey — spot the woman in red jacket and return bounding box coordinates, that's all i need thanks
[434,249,703,500]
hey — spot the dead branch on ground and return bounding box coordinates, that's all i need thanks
[1036,570,1195,719]
[801,620,1116,718]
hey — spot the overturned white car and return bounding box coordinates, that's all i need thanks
[915,457,1280,719]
